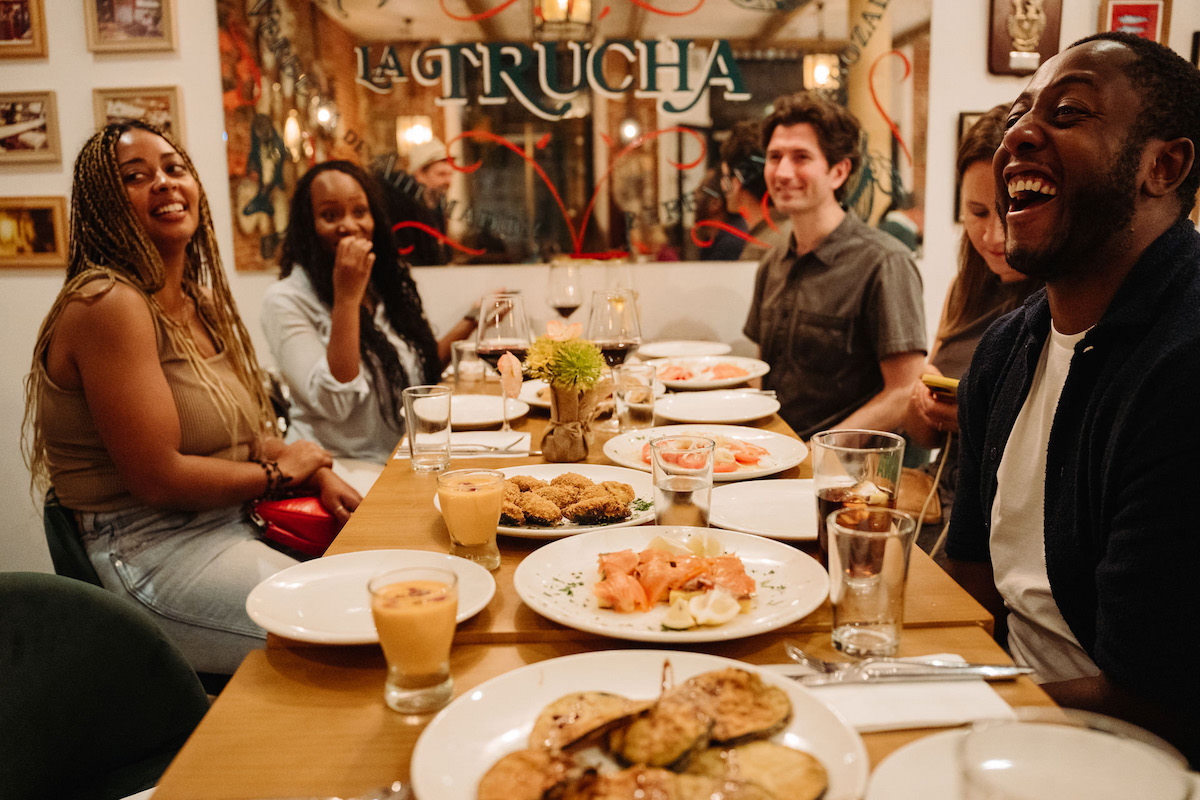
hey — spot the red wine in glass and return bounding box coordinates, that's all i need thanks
[552,303,581,319]
[595,340,638,367]
[476,342,528,369]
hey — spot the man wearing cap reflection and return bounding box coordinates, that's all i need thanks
[946,32,1200,766]
[374,137,453,265]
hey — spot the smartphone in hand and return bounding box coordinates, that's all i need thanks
[921,373,960,399]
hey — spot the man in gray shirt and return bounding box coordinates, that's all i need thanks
[744,92,926,438]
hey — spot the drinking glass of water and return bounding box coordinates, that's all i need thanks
[649,435,715,527]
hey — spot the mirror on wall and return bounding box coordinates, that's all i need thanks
[218,0,930,270]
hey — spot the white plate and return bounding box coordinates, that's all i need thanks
[433,463,655,539]
[710,479,818,540]
[645,355,769,390]
[411,649,868,800]
[602,424,808,482]
[656,390,781,424]
[245,550,496,644]
[519,378,666,411]
[513,525,828,642]
[636,339,732,359]
[866,730,965,800]
[449,394,530,429]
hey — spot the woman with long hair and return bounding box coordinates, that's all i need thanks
[905,106,1040,541]
[22,121,360,676]
[263,160,476,463]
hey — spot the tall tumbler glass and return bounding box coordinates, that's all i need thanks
[810,429,905,567]
[369,566,458,714]
[649,435,715,527]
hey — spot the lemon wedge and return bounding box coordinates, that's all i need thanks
[688,587,741,626]
[686,529,724,558]
[645,534,693,556]
[662,595,697,629]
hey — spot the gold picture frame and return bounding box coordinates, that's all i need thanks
[0,196,68,269]
[93,86,184,144]
[1098,0,1171,45]
[83,0,176,53]
[0,90,61,164]
[0,0,48,59]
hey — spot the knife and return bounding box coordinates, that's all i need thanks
[793,663,1034,686]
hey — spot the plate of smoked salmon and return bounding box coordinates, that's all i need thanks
[644,355,769,390]
[513,526,828,643]
[603,424,808,481]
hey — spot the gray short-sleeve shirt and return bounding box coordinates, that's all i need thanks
[743,211,926,438]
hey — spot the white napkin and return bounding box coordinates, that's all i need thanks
[393,431,532,459]
[762,654,1016,733]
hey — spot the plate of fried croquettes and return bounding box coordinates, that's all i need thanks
[433,464,655,539]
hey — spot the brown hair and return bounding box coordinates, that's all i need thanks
[936,106,1039,344]
[22,120,275,495]
[760,92,861,200]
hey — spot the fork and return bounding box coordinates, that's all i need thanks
[783,641,1034,683]
[449,436,525,453]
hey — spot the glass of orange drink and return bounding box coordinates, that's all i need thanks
[368,566,459,713]
[437,468,505,570]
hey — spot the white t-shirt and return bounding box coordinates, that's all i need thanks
[990,323,1100,684]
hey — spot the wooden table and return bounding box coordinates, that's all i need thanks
[153,411,1047,799]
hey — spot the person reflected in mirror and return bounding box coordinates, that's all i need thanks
[690,167,746,261]
[903,105,1040,554]
[263,160,477,464]
[373,138,453,265]
[946,32,1200,766]
[719,119,791,261]
[743,92,927,438]
[22,121,361,677]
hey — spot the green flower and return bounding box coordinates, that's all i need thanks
[525,335,604,390]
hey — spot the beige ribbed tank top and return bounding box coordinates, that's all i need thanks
[39,312,259,512]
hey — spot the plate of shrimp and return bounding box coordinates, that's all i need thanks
[602,424,809,482]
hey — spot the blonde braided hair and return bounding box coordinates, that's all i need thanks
[22,120,276,496]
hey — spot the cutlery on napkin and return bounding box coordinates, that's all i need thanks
[762,654,1018,732]
[394,432,532,458]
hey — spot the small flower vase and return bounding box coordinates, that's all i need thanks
[541,383,598,463]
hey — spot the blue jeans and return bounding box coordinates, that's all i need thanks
[78,504,298,675]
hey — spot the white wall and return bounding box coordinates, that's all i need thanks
[3,1,1199,572]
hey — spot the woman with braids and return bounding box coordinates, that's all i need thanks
[22,121,360,675]
[262,160,476,463]
[903,106,1040,552]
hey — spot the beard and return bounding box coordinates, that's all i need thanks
[1005,136,1142,281]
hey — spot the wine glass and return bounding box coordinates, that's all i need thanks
[475,292,531,432]
[546,259,583,319]
[586,289,642,431]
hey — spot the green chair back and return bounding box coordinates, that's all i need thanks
[0,572,210,800]
[42,490,102,586]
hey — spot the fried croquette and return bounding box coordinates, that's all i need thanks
[597,481,636,504]
[510,475,549,492]
[551,472,595,490]
[503,480,522,501]
[533,484,581,509]
[500,499,525,526]
[515,490,563,525]
[563,494,630,524]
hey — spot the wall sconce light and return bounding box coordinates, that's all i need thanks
[534,0,592,40]
[396,115,434,156]
[803,53,841,90]
[283,110,302,161]
[312,96,339,135]
[619,118,641,143]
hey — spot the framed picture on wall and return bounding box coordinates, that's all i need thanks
[83,0,175,53]
[0,0,47,59]
[0,90,60,164]
[0,196,68,269]
[1099,0,1171,44]
[953,112,986,222]
[93,86,183,143]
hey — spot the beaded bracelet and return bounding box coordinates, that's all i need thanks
[252,458,292,501]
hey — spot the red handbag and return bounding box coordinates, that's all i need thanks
[250,495,338,558]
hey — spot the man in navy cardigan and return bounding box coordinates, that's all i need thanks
[946,31,1200,765]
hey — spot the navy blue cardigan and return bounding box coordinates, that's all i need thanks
[947,220,1200,754]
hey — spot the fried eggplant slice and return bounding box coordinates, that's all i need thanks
[529,691,650,751]
[557,766,773,800]
[608,689,712,769]
[685,740,828,800]
[477,747,576,800]
[679,668,792,744]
